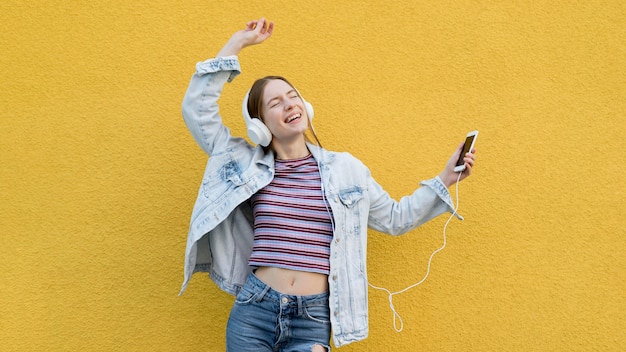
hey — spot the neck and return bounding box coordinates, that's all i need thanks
[272,139,310,160]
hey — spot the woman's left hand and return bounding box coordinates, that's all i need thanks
[439,142,477,188]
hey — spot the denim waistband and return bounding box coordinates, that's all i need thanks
[245,272,329,306]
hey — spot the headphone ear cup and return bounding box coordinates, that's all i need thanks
[304,101,314,120]
[242,89,272,147]
[247,118,272,147]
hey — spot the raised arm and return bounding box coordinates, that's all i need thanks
[181,18,274,155]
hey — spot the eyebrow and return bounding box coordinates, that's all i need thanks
[266,89,298,106]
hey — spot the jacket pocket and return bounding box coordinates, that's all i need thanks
[338,187,363,208]
[201,159,245,203]
[335,187,365,237]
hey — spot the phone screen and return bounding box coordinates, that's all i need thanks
[455,135,476,167]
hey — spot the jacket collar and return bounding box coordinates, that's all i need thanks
[307,142,335,165]
[253,142,336,168]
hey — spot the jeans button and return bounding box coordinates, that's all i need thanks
[281,296,288,304]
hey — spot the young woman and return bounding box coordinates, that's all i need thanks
[179,18,476,351]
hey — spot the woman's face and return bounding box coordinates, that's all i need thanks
[260,79,309,144]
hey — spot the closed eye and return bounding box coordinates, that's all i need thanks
[266,89,298,108]
[267,97,280,108]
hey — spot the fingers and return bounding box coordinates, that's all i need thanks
[247,18,274,34]
[258,18,274,35]
[463,150,477,173]
[266,21,274,35]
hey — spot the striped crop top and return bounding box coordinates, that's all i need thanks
[248,154,334,275]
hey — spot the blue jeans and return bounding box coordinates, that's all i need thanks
[226,272,332,351]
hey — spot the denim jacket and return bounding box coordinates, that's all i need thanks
[179,56,461,347]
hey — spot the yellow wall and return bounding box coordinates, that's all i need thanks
[1,1,624,350]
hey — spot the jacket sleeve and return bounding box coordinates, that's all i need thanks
[181,56,241,156]
[367,170,462,236]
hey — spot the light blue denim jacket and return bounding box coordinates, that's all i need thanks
[179,56,460,347]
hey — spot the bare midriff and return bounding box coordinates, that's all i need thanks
[255,266,329,296]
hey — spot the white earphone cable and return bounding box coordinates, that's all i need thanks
[330,171,463,332]
[321,157,464,333]
[367,171,463,332]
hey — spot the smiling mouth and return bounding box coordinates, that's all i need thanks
[286,113,301,123]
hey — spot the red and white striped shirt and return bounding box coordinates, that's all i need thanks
[248,154,334,275]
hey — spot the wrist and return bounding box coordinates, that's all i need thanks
[217,39,244,57]
[438,172,454,189]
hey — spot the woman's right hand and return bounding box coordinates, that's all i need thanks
[217,18,274,57]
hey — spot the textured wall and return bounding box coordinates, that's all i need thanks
[1,1,624,351]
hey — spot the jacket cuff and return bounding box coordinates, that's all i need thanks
[195,56,241,82]
[420,176,464,220]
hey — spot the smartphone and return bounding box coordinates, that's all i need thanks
[454,130,479,172]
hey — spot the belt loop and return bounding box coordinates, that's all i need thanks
[255,283,271,303]
[297,296,304,315]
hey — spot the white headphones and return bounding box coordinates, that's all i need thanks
[241,87,314,147]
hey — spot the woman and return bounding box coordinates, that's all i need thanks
[180,18,476,351]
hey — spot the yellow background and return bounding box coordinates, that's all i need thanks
[1,1,624,351]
